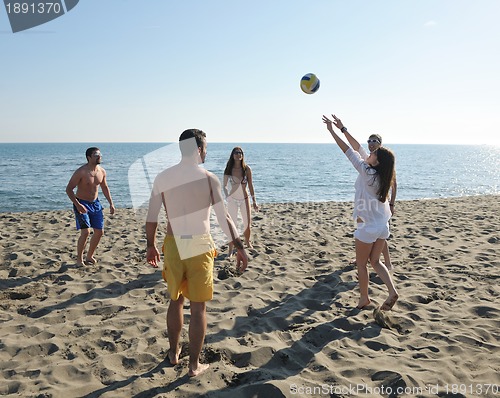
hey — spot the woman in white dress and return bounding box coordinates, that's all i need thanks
[322,115,399,311]
[223,147,259,255]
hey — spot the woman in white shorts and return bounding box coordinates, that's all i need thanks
[223,147,259,255]
[322,114,399,311]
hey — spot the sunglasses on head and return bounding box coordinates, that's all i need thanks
[367,139,380,144]
[93,151,102,157]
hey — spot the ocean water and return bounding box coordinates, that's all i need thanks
[0,142,498,213]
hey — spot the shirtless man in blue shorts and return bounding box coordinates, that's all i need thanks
[66,147,115,266]
[146,129,248,377]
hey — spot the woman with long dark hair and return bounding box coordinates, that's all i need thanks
[364,134,397,272]
[322,114,399,311]
[223,147,259,256]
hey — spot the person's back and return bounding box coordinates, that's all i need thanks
[154,162,213,236]
[146,129,248,377]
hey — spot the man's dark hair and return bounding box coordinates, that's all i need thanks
[85,147,100,161]
[179,129,206,156]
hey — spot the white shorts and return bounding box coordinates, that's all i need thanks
[354,222,390,244]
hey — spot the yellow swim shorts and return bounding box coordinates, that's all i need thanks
[162,234,217,302]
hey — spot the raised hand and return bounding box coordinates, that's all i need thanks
[331,115,345,131]
[322,115,334,132]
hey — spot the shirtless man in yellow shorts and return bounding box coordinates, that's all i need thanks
[146,129,248,377]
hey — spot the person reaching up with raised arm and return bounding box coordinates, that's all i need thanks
[339,130,398,270]
[322,114,398,311]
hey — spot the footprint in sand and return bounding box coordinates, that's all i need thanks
[373,307,406,334]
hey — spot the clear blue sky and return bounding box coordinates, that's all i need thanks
[1,0,499,144]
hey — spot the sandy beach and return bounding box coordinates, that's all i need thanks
[0,195,499,397]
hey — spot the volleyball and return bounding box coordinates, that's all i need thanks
[300,73,320,94]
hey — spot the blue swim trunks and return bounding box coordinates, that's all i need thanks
[73,198,104,230]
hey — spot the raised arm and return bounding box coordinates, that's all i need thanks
[331,115,362,152]
[322,115,349,153]
[323,114,368,174]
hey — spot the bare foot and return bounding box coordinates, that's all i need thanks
[189,362,209,377]
[356,297,371,309]
[168,349,180,365]
[380,293,399,311]
[246,241,253,249]
[76,260,85,267]
[85,257,97,265]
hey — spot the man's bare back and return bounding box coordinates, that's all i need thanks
[145,130,248,379]
[152,163,215,236]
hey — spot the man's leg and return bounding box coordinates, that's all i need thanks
[86,228,103,264]
[77,228,90,265]
[188,301,209,377]
[370,239,398,310]
[167,296,184,365]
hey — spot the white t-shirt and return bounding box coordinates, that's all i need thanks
[345,147,391,225]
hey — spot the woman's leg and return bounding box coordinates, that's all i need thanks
[355,239,373,308]
[370,239,398,310]
[382,241,393,271]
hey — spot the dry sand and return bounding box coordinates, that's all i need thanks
[0,196,499,397]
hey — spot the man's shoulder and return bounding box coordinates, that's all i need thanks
[153,165,217,191]
[155,164,184,179]
[204,170,222,185]
[74,164,87,174]
[204,169,217,179]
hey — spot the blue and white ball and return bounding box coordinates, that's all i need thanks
[300,73,320,94]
